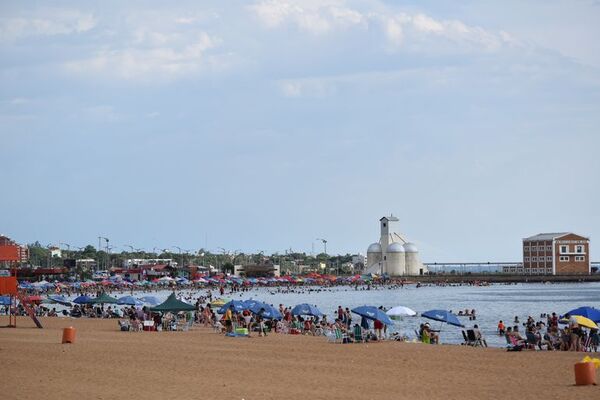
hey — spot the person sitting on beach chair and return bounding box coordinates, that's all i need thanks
[131,318,142,332]
[472,325,487,347]
[353,324,366,343]
[118,319,130,331]
[421,323,438,344]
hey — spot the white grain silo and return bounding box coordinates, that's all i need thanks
[403,242,421,275]
[366,243,382,271]
[386,242,405,276]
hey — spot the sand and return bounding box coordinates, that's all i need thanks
[1,317,597,400]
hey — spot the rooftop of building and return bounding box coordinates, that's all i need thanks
[523,232,589,241]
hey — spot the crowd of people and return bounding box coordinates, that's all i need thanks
[499,313,599,351]
[3,282,600,352]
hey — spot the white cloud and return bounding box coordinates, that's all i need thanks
[64,32,223,81]
[250,1,514,51]
[250,0,365,35]
[0,10,96,41]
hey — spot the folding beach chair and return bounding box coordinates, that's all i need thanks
[461,330,473,346]
[525,332,538,350]
[505,334,523,351]
[325,328,337,343]
[466,330,483,347]
[353,325,365,343]
[330,328,348,344]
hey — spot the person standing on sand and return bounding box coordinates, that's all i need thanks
[345,308,352,329]
[374,318,384,340]
[566,313,581,351]
[224,305,234,333]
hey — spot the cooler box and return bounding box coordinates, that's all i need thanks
[143,321,155,331]
[235,327,248,335]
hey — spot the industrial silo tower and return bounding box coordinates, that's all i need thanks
[364,215,425,276]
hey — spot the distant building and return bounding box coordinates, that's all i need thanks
[122,258,176,268]
[352,254,366,269]
[234,263,280,277]
[49,246,62,258]
[523,232,591,275]
[0,234,29,264]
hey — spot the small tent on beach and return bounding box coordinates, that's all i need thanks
[151,293,196,313]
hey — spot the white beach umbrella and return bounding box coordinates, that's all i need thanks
[386,306,417,319]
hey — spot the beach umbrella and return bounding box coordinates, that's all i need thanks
[564,306,600,323]
[22,295,43,303]
[73,295,93,304]
[117,296,143,306]
[351,306,394,325]
[559,315,598,330]
[421,310,464,328]
[151,293,196,312]
[218,300,248,314]
[91,293,118,304]
[210,298,230,307]
[47,295,72,306]
[386,306,417,319]
[291,303,324,317]
[138,296,159,306]
[248,302,282,320]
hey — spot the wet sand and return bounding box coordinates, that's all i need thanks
[1,317,597,399]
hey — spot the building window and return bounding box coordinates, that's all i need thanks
[559,256,569,262]
[576,245,584,254]
[546,256,552,262]
[546,246,552,251]
[575,256,585,262]
[524,257,530,262]
[560,245,568,254]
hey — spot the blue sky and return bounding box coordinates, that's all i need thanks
[1,1,599,261]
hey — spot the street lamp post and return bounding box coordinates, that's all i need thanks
[173,246,183,269]
[316,238,328,254]
[98,237,109,272]
[125,244,135,269]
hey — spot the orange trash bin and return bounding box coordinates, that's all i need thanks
[62,327,76,344]
[574,362,596,386]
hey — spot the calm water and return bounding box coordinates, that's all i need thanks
[64,282,600,347]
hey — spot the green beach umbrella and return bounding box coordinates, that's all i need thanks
[91,293,118,304]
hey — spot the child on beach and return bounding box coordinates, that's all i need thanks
[497,320,505,335]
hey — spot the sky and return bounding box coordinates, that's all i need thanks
[1,0,599,262]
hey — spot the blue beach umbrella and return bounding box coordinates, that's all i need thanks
[72,295,93,304]
[248,302,282,320]
[117,296,144,306]
[218,300,248,314]
[564,306,600,323]
[291,303,324,317]
[47,295,72,306]
[421,310,464,328]
[351,306,394,325]
[242,299,262,309]
[138,296,160,306]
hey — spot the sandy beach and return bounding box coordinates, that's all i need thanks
[1,317,597,400]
